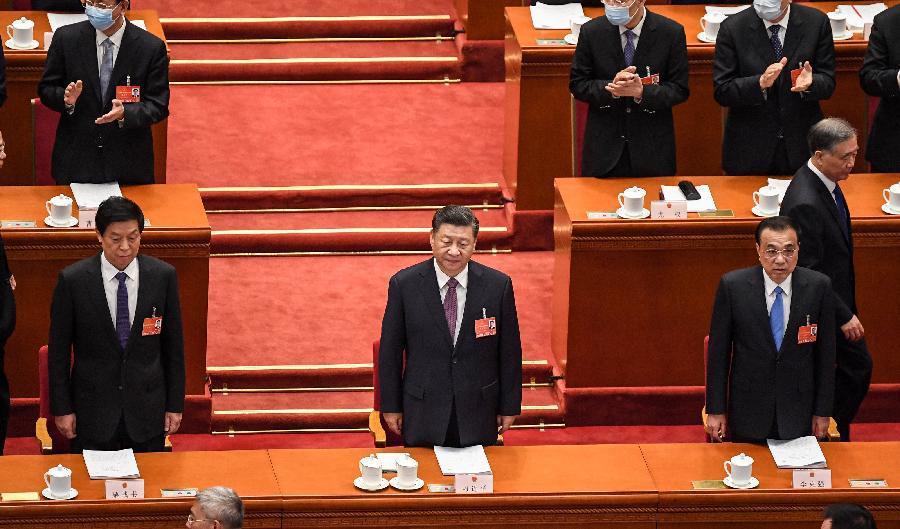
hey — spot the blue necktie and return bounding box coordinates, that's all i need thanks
[770,286,784,351]
[100,38,114,100]
[115,271,130,349]
[769,25,783,61]
[833,184,850,239]
[624,30,636,67]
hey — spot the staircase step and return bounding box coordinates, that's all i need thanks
[169,39,458,61]
[162,15,456,41]
[200,183,506,212]
[148,0,456,19]
[206,208,508,231]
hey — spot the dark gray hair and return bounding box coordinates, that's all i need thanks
[196,487,244,529]
[755,215,799,244]
[431,205,480,239]
[807,117,857,155]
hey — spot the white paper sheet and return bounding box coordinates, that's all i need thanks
[530,2,585,30]
[836,3,886,30]
[375,452,410,472]
[767,436,828,469]
[704,5,751,16]
[767,177,792,205]
[47,13,146,32]
[83,449,141,479]
[434,445,492,475]
[70,182,123,210]
[660,185,717,212]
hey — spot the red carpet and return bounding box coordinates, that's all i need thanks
[166,83,504,188]
[207,208,508,230]
[140,0,456,18]
[169,40,459,61]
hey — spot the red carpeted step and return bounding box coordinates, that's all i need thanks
[162,16,456,41]
[166,83,504,187]
[504,425,708,445]
[206,208,508,231]
[207,252,553,371]
[200,184,506,212]
[169,432,375,450]
[1,437,42,456]
[141,0,456,18]
[169,40,458,61]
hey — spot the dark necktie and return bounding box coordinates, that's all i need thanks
[623,30,636,67]
[115,271,130,349]
[833,184,850,239]
[769,25,783,61]
[443,277,458,344]
[100,38,114,100]
[770,286,785,351]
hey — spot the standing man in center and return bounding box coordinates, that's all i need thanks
[570,0,689,178]
[379,206,522,447]
[713,0,835,175]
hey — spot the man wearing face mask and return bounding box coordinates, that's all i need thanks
[713,0,835,176]
[38,0,169,185]
[570,0,689,178]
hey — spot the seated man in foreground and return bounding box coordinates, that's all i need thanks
[706,216,835,443]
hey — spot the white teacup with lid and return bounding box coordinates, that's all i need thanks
[44,464,73,499]
[358,453,383,488]
[724,452,754,486]
[700,12,726,40]
[617,186,647,217]
[7,17,35,48]
[45,194,74,225]
[883,182,900,213]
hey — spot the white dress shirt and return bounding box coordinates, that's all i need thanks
[763,6,790,48]
[96,18,127,73]
[807,159,839,205]
[618,7,647,52]
[434,259,467,346]
[763,268,792,339]
[100,252,139,329]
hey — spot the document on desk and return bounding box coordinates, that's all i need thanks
[83,449,141,479]
[836,3,886,29]
[47,13,146,32]
[767,436,828,469]
[767,177,792,204]
[704,4,751,16]
[375,452,410,472]
[70,182,123,210]
[660,185,717,212]
[434,445,492,475]
[530,2,585,30]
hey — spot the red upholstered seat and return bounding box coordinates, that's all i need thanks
[31,98,59,186]
[572,98,589,177]
[36,345,71,454]
[369,339,403,447]
[12,0,31,9]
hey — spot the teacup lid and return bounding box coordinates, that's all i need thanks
[624,186,646,196]
[704,12,726,21]
[48,464,71,476]
[400,454,418,466]
[360,453,381,467]
[50,194,72,204]
[732,452,754,464]
[12,17,34,29]
[890,182,900,192]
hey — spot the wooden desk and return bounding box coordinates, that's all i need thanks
[505,3,893,211]
[271,445,658,528]
[643,442,900,528]
[0,184,209,398]
[0,11,168,185]
[456,0,524,40]
[553,176,900,392]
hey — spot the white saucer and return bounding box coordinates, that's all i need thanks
[723,476,759,489]
[5,38,40,50]
[42,487,78,500]
[564,33,578,45]
[616,207,650,219]
[44,215,78,228]
[353,477,389,492]
[751,205,779,218]
[833,31,853,41]
[882,203,900,215]
[697,32,717,43]
[389,476,424,491]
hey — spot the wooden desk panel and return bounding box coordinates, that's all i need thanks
[643,442,900,528]
[271,445,658,528]
[0,184,210,397]
[0,11,168,185]
[553,175,900,389]
[505,2,895,211]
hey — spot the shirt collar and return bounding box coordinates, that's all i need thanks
[101,252,138,283]
[96,17,127,49]
[807,159,837,193]
[620,7,647,36]
[434,259,469,290]
[762,267,792,295]
[763,5,790,31]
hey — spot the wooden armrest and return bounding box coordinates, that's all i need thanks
[35,417,53,455]
[827,417,841,442]
[369,411,386,448]
[164,435,173,452]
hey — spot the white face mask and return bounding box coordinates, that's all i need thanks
[754,0,786,22]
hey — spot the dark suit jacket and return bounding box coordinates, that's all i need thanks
[713,5,835,175]
[0,47,6,108]
[38,20,170,185]
[706,265,836,440]
[780,164,856,325]
[0,237,14,454]
[860,5,900,171]
[48,253,184,444]
[570,10,690,177]
[379,259,522,447]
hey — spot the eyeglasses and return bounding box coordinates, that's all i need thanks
[82,0,119,9]
[763,248,796,260]
[186,514,214,526]
[603,0,637,7]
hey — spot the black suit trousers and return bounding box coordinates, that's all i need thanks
[833,336,873,441]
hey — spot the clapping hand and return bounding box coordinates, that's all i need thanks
[759,57,788,90]
[64,80,83,106]
[605,66,644,99]
[790,61,814,92]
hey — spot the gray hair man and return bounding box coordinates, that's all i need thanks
[186,486,244,529]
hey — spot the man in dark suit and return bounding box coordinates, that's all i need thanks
[570,0,689,178]
[379,206,522,447]
[49,196,184,452]
[38,0,169,185]
[860,4,900,172]
[0,235,15,455]
[706,216,835,443]
[780,117,872,441]
[713,0,835,175]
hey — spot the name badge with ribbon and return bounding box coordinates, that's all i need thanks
[797,315,818,344]
[142,307,162,337]
[116,75,141,103]
[475,308,497,339]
